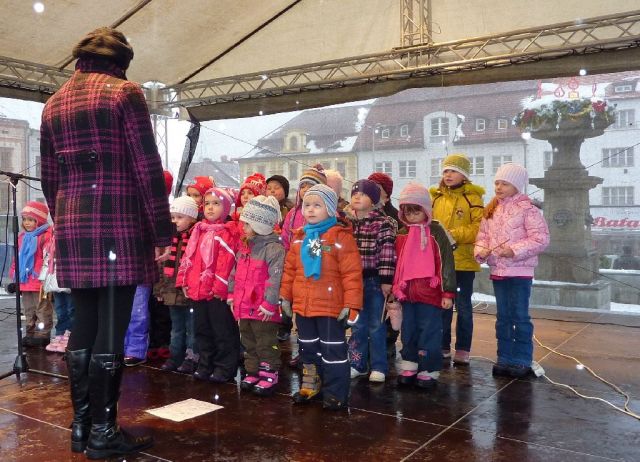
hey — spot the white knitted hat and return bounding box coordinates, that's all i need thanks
[495,162,528,193]
[240,195,281,235]
[170,196,198,219]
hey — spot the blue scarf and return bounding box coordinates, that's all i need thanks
[18,224,49,284]
[301,217,337,280]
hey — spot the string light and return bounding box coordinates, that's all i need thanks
[33,2,44,13]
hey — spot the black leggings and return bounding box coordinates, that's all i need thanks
[68,286,137,354]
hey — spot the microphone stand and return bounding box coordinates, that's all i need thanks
[0,170,64,381]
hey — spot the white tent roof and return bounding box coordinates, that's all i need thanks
[2,0,640,119]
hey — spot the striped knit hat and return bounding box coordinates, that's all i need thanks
[299,164,327,187]
[240,195,281,235]
[21,201,49,226]
[304,184,338,217]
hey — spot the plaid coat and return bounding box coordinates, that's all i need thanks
[40,58,172,288]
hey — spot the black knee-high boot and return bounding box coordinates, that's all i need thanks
[84,354,153,460]
[65,348,92,452]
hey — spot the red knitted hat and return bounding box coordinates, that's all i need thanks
[187,176,215,197]
[22,201,49,226]
[368,172,394,197]
[163,171,173,196]
[237,173,267,207]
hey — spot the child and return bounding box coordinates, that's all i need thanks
[186,176,214,209]
[178,187,241,382]
[474,163,549,378]
[280,184,363,410]
[10,201,53,347]
[41,236,74,353]
[369,172,399,224]
[233,173,267,220]
[155,196,199,372]
[346,179,396,383]
[266,175,294,224]
[228,195,285,396]
[430,153,485,365]
[393,183,457,389]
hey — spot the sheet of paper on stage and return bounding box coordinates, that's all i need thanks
[146,398,223,422]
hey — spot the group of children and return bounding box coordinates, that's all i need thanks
[11,153,550,411]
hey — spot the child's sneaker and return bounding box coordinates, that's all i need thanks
[350,367,367,379]
[253,362,278,396]
[416,371,439,390]
[293,363,322,404]
[507,364,532,378]
[397,360,418,386]
[369,371,386,383]
[240,374,260,391]
[442,349,452,360]
[55,330,71,353]
[45,335,62,353]
[492,362,511,377]
[453,350,470,365]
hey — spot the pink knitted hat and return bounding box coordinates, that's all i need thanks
[398,182,432,224]
[22,201,49,226]
[204,187,233,220]
[495,162,528,193]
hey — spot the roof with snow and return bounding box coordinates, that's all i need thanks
[186,158,240,188]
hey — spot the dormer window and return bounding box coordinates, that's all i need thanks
[283,130,307,152]
[400,124,409,137]
[381,128,390,138]
[476,118,486,132]
[614,84,633,93]
[289,136,298,151]
[497,118,508,130]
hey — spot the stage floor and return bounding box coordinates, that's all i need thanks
[0,310,639,461]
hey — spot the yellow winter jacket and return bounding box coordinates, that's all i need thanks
[430,182,485,272]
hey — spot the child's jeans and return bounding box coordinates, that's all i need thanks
[169,305,197,364]
[442,270,475,352]
[297,315,350,404]
[400,302,442,373]
[124,284,151,359]
[53,292,75,335]
[348,277,387,374]
[493,277,533,367]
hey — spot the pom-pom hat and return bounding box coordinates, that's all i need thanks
[21,201,49,226]
[299,164,327,186]
[237,173,267,207]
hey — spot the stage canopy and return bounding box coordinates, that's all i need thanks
[2,0,640,120]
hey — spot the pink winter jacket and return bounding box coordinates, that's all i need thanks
[474,194,550,278]
[228,233,285,323]
[177,221,240,301]
[281,206,305,251]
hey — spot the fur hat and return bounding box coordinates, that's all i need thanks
[495,162,528,193]
[304,184,338,217]
[237,173,267,207]
[204,187,233,220]
[170,196,198,220]
[266,175,290,198]
[21,201,49,226]
[187,176,215,197]
[240,195,281,235]
[299,164,327,187]
[442,153,471,179]
[72,27,134,70]
[368,172,393,197]
[163,171,173,196]
[398,182,432,224]
[351,179,381,205]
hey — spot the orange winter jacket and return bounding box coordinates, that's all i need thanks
[280,221,363,318]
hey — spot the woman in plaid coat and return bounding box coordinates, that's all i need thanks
[39,28,171,460]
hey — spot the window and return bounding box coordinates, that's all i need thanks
[613,109,635,129]
[544,151,553,170]
[256,164,266,175]
[289,162,298,180]
[472,156,485,175]
[289,136,299,152]
[400,124,409,137]
[430,158,441,176]
[602,187,634,206]
[475,118,486,132]
[497,118,509,130]
[602,147,634,167]
[614,84,633,93]
[399,160,417,178]
[492,155,513,174]
[35,155,41,178]
[375,161,392,175]
[430,117,449,137]
[336,161,347,178]
[381,128,390,138]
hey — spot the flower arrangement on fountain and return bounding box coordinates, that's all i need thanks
[513,97,615,133]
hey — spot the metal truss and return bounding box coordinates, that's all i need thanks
[166,10,640,110]
[0,55,72,95]
[401,0,432,47]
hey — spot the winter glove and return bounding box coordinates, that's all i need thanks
[258,305,275,322]
[280,299,292,318]
[337,307,359,329]
[6,283,15,294]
